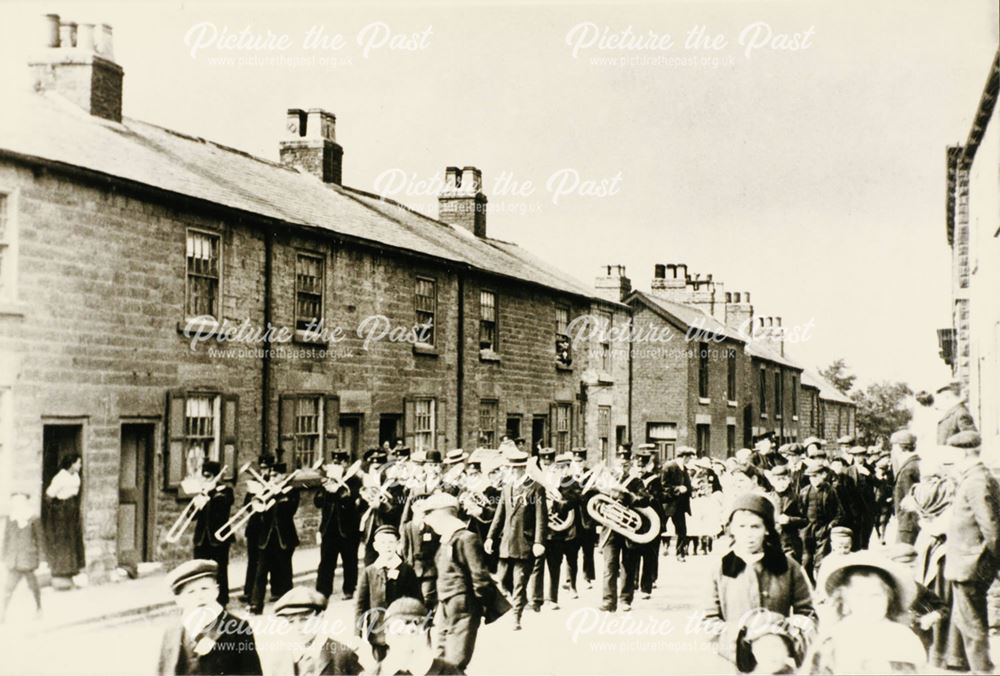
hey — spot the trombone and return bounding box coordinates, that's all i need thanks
[213,460,313,542]
[164,464,228,544]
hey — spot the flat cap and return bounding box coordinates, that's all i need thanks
[166,559,218,595]
[947,431,982,449]
[837,435,854,445]
[886,543,918,565]
[780,443,804,456]
[804,461,829,477]
[936,381,961,395]
[847,446,868,455]
[802,436,823,448]
[384,597,430,623]
[274,586,327,616]
[373,524,398,538]
[767,464,789,477]
[421,492,460,514]
[830,526,853,539]
[890,430,917,447]
[676,446,697,457]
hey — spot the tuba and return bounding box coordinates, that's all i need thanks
[583,465,661,544]
[525,456,575,533]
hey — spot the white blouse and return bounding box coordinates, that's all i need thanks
[46,469,81,500]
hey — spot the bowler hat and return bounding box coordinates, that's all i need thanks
[424,450,443,464]
[166,559,218,595]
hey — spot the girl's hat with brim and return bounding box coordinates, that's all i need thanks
[823,550,916,610]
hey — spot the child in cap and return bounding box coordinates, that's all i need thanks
[356,525,422,661]
[272,586,363,675]
[1,492,44,622]
[157,559,262,675]
[376,597,462,675]
[803,551,927,674]
[814,527,854,597]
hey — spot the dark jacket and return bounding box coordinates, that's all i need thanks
[193,485,234,549]
[893,455,921,543]
[435,528,509,623]
[315,477,362,541]
[400,520,439,579]
[356,559,422,644]
[660,461,692,517]
[3,517,43,571]
[771,490,807,558]
[157,609,262,676]
[256,487,300,551]
[486,480,546,559]
[937,402,977,445]
[702,548,816,666]
[798,483,844,541]
[945,459,1000,583]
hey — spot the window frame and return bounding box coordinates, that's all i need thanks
[479,289,498,352]
[698,341,710,400]
[598,405,611,454]
[726,348,737,402]
[414,276,437,348]
[413,398,436,452]
[774,370,783,420]
[554,402,572,453]
[0,190,18,304]
[185,227,223,321]
[759,366,768,418]
[294,250,325,333]
[478,399,499,448]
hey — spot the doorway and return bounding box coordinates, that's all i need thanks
[378,414,401,448]
[41,424,84,531]
[118,423,154,567]
[531,415,547,453]
[339,414,363,459]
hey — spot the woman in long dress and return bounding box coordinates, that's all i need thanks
[44,453,85,587]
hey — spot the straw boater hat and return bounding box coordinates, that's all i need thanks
[443,449,468,465]
[504,449,529,467]
[822,550,916,610]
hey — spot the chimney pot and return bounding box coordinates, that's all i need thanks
[78,23,96,52]
[678,263,688,279]
[59,21,77,48]
[97,23,114,58]
[306,109,336,142]
[278,108,343,184]
[655,264,666,279]
[43,14,60,47]
[438,165,487,237]
[460,166,481,194]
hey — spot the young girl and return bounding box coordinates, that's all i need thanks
[804,551,927,674]
[2,492,44,621]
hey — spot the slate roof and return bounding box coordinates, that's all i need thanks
[627,291,745,343]
[800,368,855,405]
[0,88,605,303]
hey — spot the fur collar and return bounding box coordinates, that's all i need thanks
[721,546,788,577]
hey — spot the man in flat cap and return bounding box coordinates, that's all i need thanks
[890,430,921,545]
[660,447,694,562]
[844,445,876,549]
[356,525,422,661]
[798,462,845,584]
[272,586,363,675]
[158,559,262,675]
[751,433,783,471]
[764,463,807,562]
[423,493,509,670]
[485,449,546,629]
[944,431,1000,673]
[935,382,978,446]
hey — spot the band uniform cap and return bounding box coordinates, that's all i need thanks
[258,453,276,467]
[676,446,697,457]
[274,586,328,616]
[615,447,632,459]
[636,443,656,450]
[443,449,468,465]
[571,448,588,458]
[555,452,573,464]
[373,524,399,538]
[392,446,412,457]
[504,449,529,467]
[330,449,350,460]
[201,460,222,476]
[767,464,790,477]
[823,550,916,610]
[421,492,460,514]
[411,451,427,464]
[890,430,917,447]
[830,526,853,539]
[365,448,388,463]
[634,448,652,459]
[271,462,288,474]
[167,559,218,595]
[947,431,982,449]
[538,447,556,457]
[886,543,918,565]
[384,597,430,624]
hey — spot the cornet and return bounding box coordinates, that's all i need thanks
[163,464,227,543]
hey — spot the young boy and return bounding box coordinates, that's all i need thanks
[1,492,43,622]
[157,559,262,675]
[271,586,363,675]
[356,525,422,661]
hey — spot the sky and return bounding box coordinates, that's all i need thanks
[2,0,996,391]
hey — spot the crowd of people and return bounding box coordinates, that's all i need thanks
[2,382,997,675]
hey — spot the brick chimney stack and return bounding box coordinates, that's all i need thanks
[754,316,785,356]
[438,166,487,237]
[650,263,690,301]
[724,291,754,336]
[29,13,124,122]
[279,108,344,185]
[595,265,631,302]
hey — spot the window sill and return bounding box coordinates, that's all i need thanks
[0,301,27,318]
[775,415,783,421]
[178,317,221,339]
[479,348,501,363]
[293,330,327,346]
[760,413,768,420]
[727,400,738,408]
[413,344,438,357]
[597,372,614,384]
[792,415,799,422]
[556,362,574,372]
[698,397,711,405]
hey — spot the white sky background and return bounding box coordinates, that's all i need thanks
[2,1,996,392]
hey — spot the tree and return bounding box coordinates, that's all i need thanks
[820,358,856,395]
[851,381,913,445]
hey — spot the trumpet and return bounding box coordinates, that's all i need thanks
[213,463,304,542]
[163,464,228,543]
[321,460,362,494]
